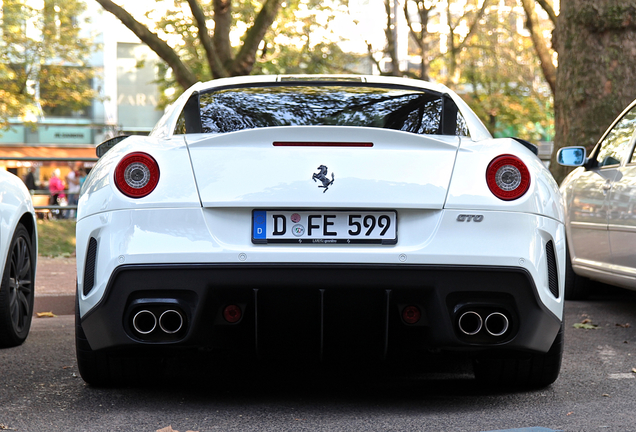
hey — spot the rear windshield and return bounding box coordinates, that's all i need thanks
[176,85,468,136]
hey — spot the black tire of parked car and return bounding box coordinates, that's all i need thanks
[0,224,35,348]
[75,294,115,386]
[565,244,592,300]
[472,323,564,389]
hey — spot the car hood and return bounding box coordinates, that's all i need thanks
[185,126,461,209]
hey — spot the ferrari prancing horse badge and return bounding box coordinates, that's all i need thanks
[312,165,334,193]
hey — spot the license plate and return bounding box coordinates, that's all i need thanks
[252,210,397,245]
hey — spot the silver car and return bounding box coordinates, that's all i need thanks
[559,99,636,299]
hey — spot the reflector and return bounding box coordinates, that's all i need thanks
[223,305,242,323]
[402,305,421,324]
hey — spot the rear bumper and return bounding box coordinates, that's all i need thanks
[80,264,561,358]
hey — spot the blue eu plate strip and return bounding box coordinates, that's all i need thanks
[253,211,267,240]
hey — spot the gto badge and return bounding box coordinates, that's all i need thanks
[312,165,334,193]
[457,214,484,222]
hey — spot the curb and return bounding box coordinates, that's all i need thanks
[33,257,76,317]
[34,294,75,317]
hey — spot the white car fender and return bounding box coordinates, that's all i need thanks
[0,171,37,272]
[445,138,564,223]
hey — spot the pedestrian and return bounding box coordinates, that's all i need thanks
[23,167,37,192]
[66,163,81,218]
[48,169,65,218]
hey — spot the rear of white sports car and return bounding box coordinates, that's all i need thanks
[75,75,565,388]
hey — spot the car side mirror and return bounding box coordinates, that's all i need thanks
[96,135,130,158]
[557,146,587,167]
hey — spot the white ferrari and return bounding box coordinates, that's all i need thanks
[0,170,37,347]
[75,75,565,388]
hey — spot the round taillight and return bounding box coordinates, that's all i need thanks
[402,305,421,325]
[223,305,242,323]
[114,152,160,198]
[486,155,530,201]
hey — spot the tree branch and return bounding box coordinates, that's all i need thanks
[521,0,556,94]
[403,2,424,51]
[231,0,283,76]
[535,0,558,26]
[455,0,490,53]
[213,0,233,64]
[186,0,227,78]
[94,0,197,89]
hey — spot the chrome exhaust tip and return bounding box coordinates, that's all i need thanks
[485,312,509,337]
[159,309,184,334]
[458,311,483,336]
[132,310,157,335]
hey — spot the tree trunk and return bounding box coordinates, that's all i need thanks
[553,1,636,183]
[384,0,400,76]
[213,0,233,65]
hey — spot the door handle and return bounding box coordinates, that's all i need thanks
[602,180,612,194]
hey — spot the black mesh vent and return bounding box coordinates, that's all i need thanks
[546,240,559,298]
[83,238,97,296]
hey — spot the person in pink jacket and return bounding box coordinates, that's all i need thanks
[48,168,65,206]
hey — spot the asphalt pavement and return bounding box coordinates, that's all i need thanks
[5,258,636,430]
[33,257,76,316]
[3,291,636,431]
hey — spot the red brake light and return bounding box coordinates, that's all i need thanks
[486,155,530,201]
[223,305,242,323]
[402,306,421,324]
[114,152,160,198]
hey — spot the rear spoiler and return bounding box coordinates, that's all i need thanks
[512,138,539,156]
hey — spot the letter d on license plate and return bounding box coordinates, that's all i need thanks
[252,210,397,245]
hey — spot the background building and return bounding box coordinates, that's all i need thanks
[0,0,163,191]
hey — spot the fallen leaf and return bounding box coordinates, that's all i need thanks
[0,425,14,430]
[602,394,610,397]
[566,412,574,416]
[616,323,631,328]
[573,322,598,329]
[632,368,636,374]
[156,427,177,432]
[36,312,57,318]
[581,318,592,324]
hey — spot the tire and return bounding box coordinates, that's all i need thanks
[75,295,164,386]
[473,323,564,389]
[75,294,114,386]
[0,224,35,348]
[565,245,591,300]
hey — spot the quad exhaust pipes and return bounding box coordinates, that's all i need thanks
[132,308,185,336]
[457,310,510,337]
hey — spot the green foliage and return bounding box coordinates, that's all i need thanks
[433,0,554,141]
[0,0,97,125]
